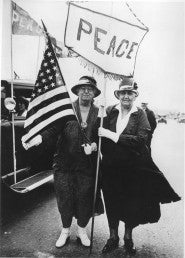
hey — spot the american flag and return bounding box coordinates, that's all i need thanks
[22,38,76,143]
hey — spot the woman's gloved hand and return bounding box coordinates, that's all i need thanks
[98,127,119,143]
[82,143,92,155]
[91,142,97,152]
[82,142,97,155]
[22,135,42,150]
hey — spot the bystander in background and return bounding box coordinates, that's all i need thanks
[16,96,29,117]
[141,101,157,154]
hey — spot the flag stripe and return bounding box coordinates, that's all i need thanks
[25,98,72,127]
[27,86,67,111]
[25,103,73,131]
[22,109,75,143]
[26,91,69,121]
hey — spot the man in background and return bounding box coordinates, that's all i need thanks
[141,102,157,154]
[16,96,29,117]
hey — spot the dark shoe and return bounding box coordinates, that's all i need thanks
[124,239,136,255]
[102,237,119,254]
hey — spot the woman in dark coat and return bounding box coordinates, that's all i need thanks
[98,77,181,255]
[23,76,104,248]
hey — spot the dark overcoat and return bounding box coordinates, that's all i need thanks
[41,99,104,227]
[101,105,180,227]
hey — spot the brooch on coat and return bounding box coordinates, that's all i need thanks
[81,121,88,129]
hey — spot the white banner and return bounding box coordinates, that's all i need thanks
[65,3,148,77]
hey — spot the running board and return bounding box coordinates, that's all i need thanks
[10,170,53,193]
[1,167,31,179]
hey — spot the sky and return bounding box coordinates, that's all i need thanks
[1,0,185,113]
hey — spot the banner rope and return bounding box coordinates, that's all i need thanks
[125,2,149,31]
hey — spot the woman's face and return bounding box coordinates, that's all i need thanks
[77,85,95,102]
[118,90,136,108]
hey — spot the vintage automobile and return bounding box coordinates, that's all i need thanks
[178,118,185,123]
[177,114,185,123]
[1,80,55,194]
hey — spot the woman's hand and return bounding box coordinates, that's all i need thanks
[82,143,92,155]
[22,135,42,150]
[91,142,97,152]
[98,127,119,143]
[98,127,110,138]
[82,142,97,155]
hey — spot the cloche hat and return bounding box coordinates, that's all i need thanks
[71,76,101,97]
[114,77,139,99]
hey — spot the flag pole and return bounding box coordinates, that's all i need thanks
[11,0,17,183]
[35,35,41,78]
[89,74,107,255]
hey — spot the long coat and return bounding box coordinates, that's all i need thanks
[41,100,104,227]
[101,105,180,227]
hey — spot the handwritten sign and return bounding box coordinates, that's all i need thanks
[65,3,148,76]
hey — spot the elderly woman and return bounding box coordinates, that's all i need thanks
[98,77,180,255]
[23,76,104,248]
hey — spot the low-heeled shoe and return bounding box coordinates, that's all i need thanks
[77,233,90,247]
[55,233,70,248]
[124,239,136,255]
[102,237,119,254]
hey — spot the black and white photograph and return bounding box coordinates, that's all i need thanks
[0,0,184,257]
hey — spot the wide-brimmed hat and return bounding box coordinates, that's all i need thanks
[114,78,139,99]
[71,76,101,97]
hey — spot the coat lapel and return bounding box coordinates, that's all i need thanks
[109,106,138,134]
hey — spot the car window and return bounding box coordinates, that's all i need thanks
[1,80,33,119]
[15,96,29,117]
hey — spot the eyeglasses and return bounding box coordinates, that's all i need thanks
[79,86,94,92]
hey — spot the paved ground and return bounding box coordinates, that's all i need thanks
[0,119,184,257]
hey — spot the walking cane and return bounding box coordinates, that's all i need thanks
[89,75,107,255]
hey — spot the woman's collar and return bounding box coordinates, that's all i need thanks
[115,103,138,114]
